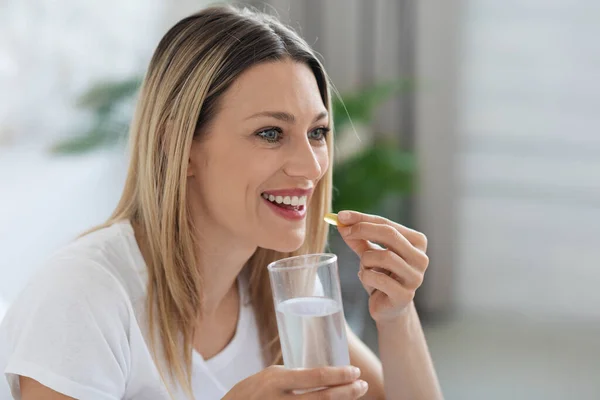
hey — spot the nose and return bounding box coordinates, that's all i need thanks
[282,135,325,181]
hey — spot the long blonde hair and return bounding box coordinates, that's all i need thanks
[90,5,333,398]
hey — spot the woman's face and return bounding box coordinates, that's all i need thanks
[187,59,330,252]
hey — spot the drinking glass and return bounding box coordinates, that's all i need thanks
[268,253,350,369]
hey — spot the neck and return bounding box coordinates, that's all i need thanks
[194,229,256,315]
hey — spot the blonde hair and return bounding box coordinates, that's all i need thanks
[89,5,333,398]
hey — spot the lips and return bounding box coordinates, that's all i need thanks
[260,188,313,220]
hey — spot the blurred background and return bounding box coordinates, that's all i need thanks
[1,0,600,399]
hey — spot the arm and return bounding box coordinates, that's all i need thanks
[347,309,441,400]
[19,377,75,400]
[347,323,385,400]
[336,210,443,400]
[376,302,442,400]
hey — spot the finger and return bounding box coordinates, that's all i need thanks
[361,249,424,290]
[341,222,428,267]
[292,380,369,400]
[358,268,415,305]
[338,230,380,260]
[337,210,428,251]
[336,220,383,259]
[280,366,361,390]
[358,263,376,295]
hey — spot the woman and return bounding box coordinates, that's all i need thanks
[0,5,442,400]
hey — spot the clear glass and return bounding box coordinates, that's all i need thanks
[268,253,350,369]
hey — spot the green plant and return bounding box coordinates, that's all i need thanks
[329,81,414,212]
[52,77,415,213]
[51,77,141,154]
[332,142,414,213]
[331,80,410,131]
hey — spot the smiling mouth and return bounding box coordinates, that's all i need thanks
[261,192,307,211]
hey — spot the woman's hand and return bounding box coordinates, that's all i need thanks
[222,365,368,399]
[336,211,429,324]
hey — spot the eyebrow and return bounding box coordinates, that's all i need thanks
[245,110,329,124]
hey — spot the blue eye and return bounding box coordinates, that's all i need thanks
[256,128,283,143]
[308,127,330,141]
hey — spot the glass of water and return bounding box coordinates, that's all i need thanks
[268,253,350,369]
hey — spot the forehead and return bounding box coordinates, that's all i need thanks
[218,59,326,120]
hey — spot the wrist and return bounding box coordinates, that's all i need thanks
[375,301,417,334]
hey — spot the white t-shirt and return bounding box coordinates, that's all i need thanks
[0,221,265,400]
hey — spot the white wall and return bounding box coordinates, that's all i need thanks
[0,297,6,321]
[0,0,213,146]
[0,0,156,145]
[456,0,600,319]
[414,0,463,314]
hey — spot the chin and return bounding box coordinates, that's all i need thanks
[259,231,305,253]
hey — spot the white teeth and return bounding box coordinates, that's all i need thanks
[262,193,308,207]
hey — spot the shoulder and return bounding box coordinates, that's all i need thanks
[0,223,143,399]
[3,221,143,330]
[52,220,145,287]
[45,221,144,300]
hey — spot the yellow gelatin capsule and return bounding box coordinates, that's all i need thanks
[323,213,340,226]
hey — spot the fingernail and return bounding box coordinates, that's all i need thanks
[350,367,361,379]
[359,380,369,391]
[338,211,351,222]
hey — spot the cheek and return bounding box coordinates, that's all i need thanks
[195,152,243,208]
